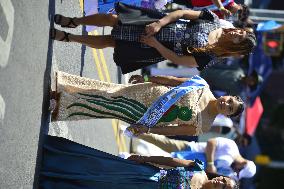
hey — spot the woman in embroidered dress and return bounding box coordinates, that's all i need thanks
[51,72,244,136]
[40,135,238,189]
[50,2,256,74]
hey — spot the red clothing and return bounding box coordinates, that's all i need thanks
[191,0,235,18]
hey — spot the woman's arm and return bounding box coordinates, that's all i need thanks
[205,138,218,173]
[155,41,198,67]
[140,36,198,68]
[126,124,197,136]
[145,9,201,36]
[159,9,201,26]
[150,124,197,136]
[128,155,195,167]
[211,0,231,16]
[129,75,190,86]
[147,76,189,86]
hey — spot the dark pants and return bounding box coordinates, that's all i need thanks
[168,135,198,142]
[172,0,193,8]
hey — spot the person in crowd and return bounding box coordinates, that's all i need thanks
[40,135,238,189]
[135,135,256,180]
[155,113,234,144]
[172,0,249,20]
[50,2,256,74]
[200,62,263,98]
[198,116,250,143]
[50,72,244,137]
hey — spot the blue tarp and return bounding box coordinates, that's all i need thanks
[97,0,143,13]
[84,0,146,32]
[256,20,282,32]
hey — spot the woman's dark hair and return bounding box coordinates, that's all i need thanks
[189,28,256,57]
[234,5,255,29]
[229,96,244,117]
[239,4,250,23]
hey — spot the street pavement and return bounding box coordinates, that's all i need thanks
[0,0,131,188]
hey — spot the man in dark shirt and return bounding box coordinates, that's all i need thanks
[200,62,263,98]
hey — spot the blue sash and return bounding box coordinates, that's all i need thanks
[136,75,208,127]
[193,0,233,11]
[171,151,234,177]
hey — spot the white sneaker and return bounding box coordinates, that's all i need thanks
[118,152,131,159]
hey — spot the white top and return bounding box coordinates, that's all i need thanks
[188,137,240,176]
[219,19,235,29]
[189,137,239,156]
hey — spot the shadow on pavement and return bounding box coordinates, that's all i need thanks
[80,25,87,77]
[32,0,55,188]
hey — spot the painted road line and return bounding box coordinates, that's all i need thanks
[89,32,105,82]
[80,0,127,152]
[112,119,127,152]
[99,48,111,82]
[91,31,127,152]
[89,30,127,152]
[111,120,120,148]
[118,121,127,152]
[0,0,14,68]
[93,30,111,82]
[0,95,5,126]
[79,0,84,12]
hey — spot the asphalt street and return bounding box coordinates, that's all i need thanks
[0,0,131,188]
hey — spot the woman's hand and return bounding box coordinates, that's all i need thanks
[128,75,144,84]
[126,124,149,137]
[140,35,159,48]
[206,164,217,173]
[127,154,147,163]
[219,7,232,17]
[145,21,162,36]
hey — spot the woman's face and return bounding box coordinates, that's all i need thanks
[216,96,240,116]
[205,176,236,189]
[225,29,247,44]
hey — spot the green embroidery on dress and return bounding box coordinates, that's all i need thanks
[178,107,192,121]
[67,93,149,123]
[78,93,147,112]
[159,106,192,123]
[67,103,136,123]
[112,96,148,111]
[85,99,142,121]
[82,97,145,118]
[68,93,193,124]
[67,112,131,123]
[159,105,179,122]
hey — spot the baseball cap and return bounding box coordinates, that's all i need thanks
[239,160,256,179]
